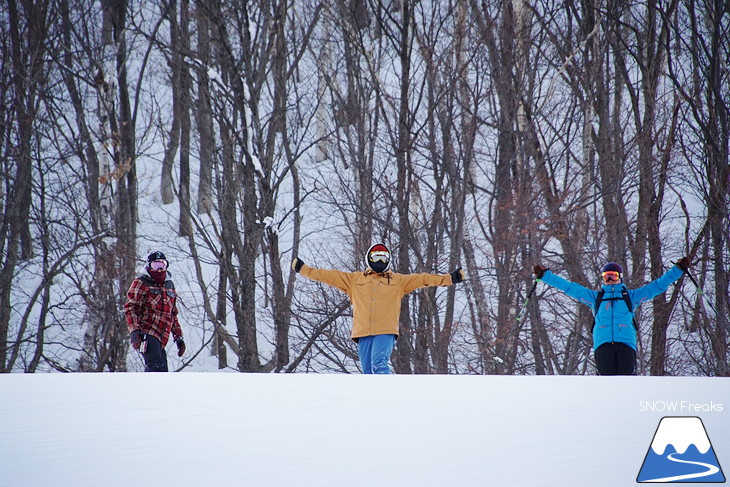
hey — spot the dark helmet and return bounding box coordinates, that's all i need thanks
[601,262,623,283]
[601,262,623,274]
[147,250,167,263]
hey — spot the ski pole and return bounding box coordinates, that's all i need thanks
[516,279,539,323]
[494,278,539,364]
[684,270,717,313]
[684,269,730,333]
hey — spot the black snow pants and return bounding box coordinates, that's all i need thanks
[142,335,169,372]
[594,342,636,375]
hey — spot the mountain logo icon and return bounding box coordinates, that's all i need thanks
[637,416,725,483]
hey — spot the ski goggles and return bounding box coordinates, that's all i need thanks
[601,271,620,281]
[369,251,390,263]
[149,260,168,271]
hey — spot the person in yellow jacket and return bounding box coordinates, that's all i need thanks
[292,243,465,374]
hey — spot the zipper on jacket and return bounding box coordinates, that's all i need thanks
[609,290,616,345]
[609,296,616,345]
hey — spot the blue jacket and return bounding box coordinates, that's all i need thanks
[540,265,684,351]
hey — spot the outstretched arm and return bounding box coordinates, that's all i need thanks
[537,267,597,308]
[399,271,456,295]
[293,258,354,294]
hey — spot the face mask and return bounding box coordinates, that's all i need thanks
[149,269,167,284]
[366,244,390,273]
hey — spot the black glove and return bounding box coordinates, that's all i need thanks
[175,337,186,357]
[292,257,304,273]
[130,330,143,350]
[450,267,464,284]
[676,256,691,272]
[533,265,548,279]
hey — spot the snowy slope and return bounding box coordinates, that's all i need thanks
[1,373,728,487]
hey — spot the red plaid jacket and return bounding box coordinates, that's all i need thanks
[124,273,182,347]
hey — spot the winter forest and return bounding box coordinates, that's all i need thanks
[1,0,728,376]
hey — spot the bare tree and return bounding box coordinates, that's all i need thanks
[2,0,726,376]
[0,0,47,372]
[160,0,193,236]
[665,0,729,375]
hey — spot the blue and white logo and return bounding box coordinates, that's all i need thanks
[637,416,725,483]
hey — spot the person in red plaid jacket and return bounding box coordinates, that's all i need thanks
[124,251,186,371]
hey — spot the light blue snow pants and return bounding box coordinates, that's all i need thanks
[357,334,396,374]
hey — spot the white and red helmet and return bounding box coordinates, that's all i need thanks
[366,243,390,273]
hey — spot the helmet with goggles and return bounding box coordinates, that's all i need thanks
[366,243,390,273]
[600,262,623,282]
[146,251,169,272]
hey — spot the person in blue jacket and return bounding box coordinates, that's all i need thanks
[533,257,690,375]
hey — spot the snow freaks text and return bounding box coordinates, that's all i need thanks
[639,401,724,413]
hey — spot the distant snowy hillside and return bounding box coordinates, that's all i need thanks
[2,374,728,487]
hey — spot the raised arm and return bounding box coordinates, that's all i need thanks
[629,263,685,307]
[535,266,597,308]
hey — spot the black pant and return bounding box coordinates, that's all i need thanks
[142,335,169,372]
[594,342,636,375]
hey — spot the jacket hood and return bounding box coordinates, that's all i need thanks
[141,268,173,282]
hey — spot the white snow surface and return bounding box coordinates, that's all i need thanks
[1,373,728,487]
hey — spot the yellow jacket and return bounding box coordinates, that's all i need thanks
[299,264,454,340]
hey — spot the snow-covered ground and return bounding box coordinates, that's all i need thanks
[2,373,728,486]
